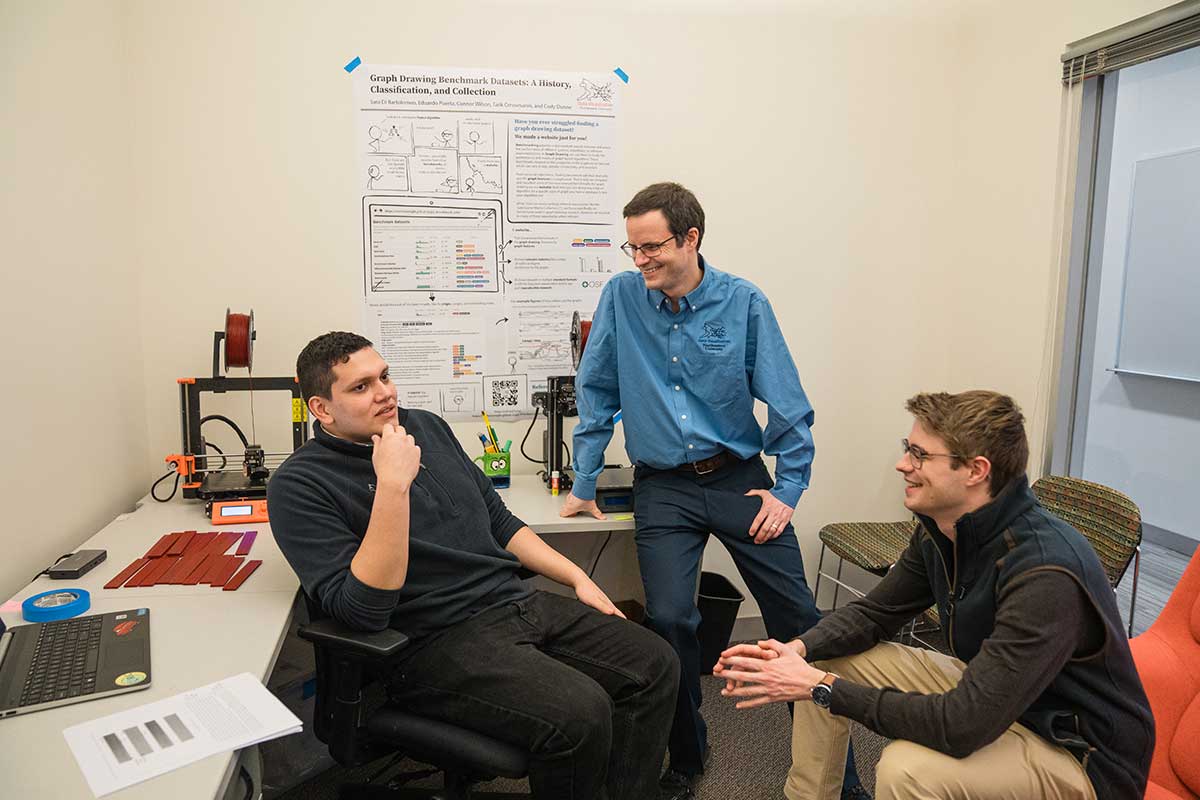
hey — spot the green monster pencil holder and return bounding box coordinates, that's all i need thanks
[474,451,511,489]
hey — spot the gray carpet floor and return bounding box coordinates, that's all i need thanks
[271,671,885,800]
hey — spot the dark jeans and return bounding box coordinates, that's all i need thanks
[634,455,861,788]
[386,590,678,800]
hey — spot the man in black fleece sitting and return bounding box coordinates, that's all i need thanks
[716,390,1153,800]
[268,331,678,800]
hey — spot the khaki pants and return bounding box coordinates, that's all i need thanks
[787,642,1097,800]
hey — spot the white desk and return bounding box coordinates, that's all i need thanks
[0,474,635,799]
[0,495,299,800]
[497,474,635,534]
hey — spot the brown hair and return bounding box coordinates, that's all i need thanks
[905,390,1029,495]
[623,182,705,249]
[296,331,373,402]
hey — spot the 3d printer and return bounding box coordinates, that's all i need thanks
[154,310,308,511]
[531,312,634,511]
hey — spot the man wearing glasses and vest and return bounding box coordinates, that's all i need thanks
[560,182,866,800]
[717,391,1153,800]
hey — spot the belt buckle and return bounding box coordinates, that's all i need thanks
[693,457,717,476]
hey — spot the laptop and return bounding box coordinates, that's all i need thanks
[0,608,152,719]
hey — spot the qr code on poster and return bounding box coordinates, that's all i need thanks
[483,374,529,414]
[491,379,520,407]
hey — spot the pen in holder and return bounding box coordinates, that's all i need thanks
[474,451,511,489]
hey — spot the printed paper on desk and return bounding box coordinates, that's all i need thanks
[63,672,302,797]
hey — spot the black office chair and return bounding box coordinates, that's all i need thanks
[298,593,530,799]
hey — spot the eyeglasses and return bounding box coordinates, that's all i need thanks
[901,439,966,469]
[620,235,677,259]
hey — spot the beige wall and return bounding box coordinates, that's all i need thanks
[0,0,1173,612]
[0,2,148,598]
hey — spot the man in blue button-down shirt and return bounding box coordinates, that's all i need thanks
[561,183,864,800]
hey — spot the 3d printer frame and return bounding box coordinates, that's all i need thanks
[172,376,308,500]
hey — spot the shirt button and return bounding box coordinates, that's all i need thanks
[674,385,681,391]
[673,324,678,330]
[688,444,694,449]
[681,414,687,420]
[692,307,697,311]
[672,356,678,362]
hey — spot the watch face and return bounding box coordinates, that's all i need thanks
[812,683,832,709]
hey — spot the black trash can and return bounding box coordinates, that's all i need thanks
[696,571,745,674]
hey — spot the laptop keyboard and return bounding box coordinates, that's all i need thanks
[19,615,103,706]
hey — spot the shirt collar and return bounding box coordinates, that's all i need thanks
[648,254,714,311]
[313,408,410,460]
[914,474,1035,548]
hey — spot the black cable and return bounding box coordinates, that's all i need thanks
[520,405,546,465]
[200,414,250,448]
[151,466,180,503]
[31,553,75,583]
[561,437,571,468]
[206,441,228,470]
[587,531,613,579]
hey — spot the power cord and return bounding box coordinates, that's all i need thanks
[520,405,546,465]
[31,553,75,583]
[587,531,613,579]
[151,466,180,503]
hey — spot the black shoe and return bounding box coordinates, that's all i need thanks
[659,768,697,800]
[841,782,872,800]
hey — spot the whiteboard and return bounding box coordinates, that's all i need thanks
[1115,146,1200,380]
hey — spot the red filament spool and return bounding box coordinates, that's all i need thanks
[225,309,254,370]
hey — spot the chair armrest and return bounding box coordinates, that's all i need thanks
[299,618,410,659]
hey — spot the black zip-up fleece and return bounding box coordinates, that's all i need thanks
[267,409,532,641]
[801,477,1153,800]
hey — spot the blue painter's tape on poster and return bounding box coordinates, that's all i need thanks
[613,67,629,84]
[345,56,362,73]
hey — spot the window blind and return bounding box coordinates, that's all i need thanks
[1062,0,1200,83]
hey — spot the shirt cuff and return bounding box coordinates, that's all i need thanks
[771,481,804,509]
[828,677,880,723]
[798,626,836,662]
[571,476,597,501]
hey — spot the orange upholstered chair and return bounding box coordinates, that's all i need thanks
[1130,547,1200,800]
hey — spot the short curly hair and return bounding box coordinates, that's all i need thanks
[296,331,373,402]
[905,390,1029,495]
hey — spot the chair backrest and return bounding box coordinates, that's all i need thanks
[1031,475,1142,587]
[300,593,335,746]
[1131,548,1200,798]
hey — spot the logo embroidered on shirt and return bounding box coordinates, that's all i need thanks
[698,320,731,353]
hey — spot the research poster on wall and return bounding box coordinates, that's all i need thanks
[353,65,623,418]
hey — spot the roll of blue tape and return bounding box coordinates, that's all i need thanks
[22,589,91,622]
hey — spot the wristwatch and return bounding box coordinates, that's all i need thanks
[811,672,837,709]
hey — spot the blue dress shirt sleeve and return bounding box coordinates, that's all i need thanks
[570,281,621,501]
[748,294,815,508]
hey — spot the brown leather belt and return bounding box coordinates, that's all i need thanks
[673,451,735,476]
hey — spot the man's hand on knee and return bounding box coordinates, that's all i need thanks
[744,490,794,543]
[715,639,827,708]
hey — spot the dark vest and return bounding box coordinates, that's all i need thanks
[915,477,1153,800]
